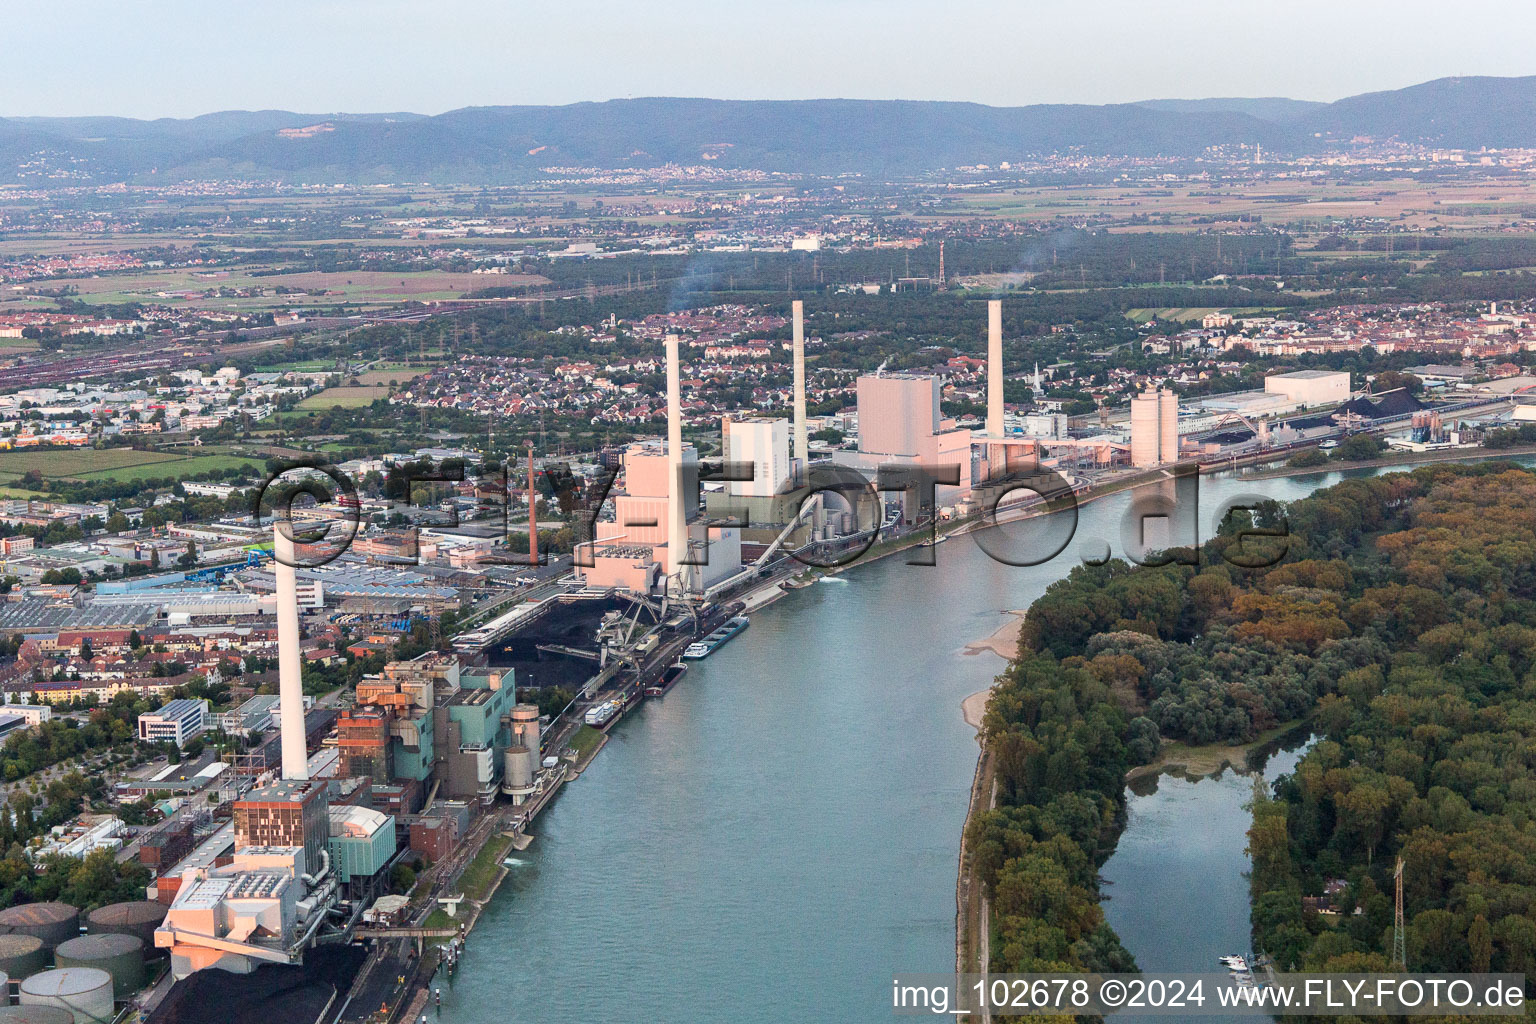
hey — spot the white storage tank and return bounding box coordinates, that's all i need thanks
[54,933,144,999]
[18,968,114,1024]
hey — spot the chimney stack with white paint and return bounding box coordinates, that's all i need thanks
[665,333,689,595]
[792,300,808,473]
[987,299,1004,440]
[273,521,309,780]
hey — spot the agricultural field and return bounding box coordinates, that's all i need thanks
[10,268,549,313]
[0,448,260,485]
[1123,306,1281,323]
[296,386,390,409]
[352,363,437,386]
[928,179,1536,233]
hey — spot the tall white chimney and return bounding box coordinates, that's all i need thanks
[987,299,1004,440]
[272,521,309,780]
[665,334,689,595]
[792,300,808,471]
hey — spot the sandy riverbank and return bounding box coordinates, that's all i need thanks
[962,610,1025,660]
[961,689,990,732]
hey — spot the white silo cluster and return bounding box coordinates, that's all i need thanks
[1131,388,1180,468]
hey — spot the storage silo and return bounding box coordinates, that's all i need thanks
[0,905,78,953]
[1130,389,1160,468]
[84,903,165,959]
[510,704,540,759]
[1158,388,1179,464]
[0,935,47,981]
[18,968,113,1024]
[54,934,143,999]
[0,1005,75,1024]
[501,747,534,801]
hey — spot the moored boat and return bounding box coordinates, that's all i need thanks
[681,615,750,658]
[645,663,687,697]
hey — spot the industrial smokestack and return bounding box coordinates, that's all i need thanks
[272,521,309,781]
[526,441,538,565]
[792,300,808,471]
[665,334,688,595]
[987,300,1003,440]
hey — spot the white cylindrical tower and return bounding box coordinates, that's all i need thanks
[665,334,689,594]
[986,300,1003,440]
[792,300,808,472]
[1158,388,1179,464]
[273,522,309,780]
[1130,390,1160,469]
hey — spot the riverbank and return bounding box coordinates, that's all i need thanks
[1124,718,1307,783]
[1240,442,1536,480]
[955,703,996,981]
[963,611,1024,662]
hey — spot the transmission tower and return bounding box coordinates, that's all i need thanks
[1391,856,1407,970]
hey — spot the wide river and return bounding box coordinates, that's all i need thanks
[436,461,1501,1023]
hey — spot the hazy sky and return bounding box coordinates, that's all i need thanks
[9,0,1536,118]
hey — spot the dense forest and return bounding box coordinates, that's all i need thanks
[1249,465,1536,978]
[970,461,1536,990]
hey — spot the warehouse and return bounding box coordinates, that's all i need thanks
[1263,369,1351,406]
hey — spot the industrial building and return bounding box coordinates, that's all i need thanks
[232,779,331,877]
[725,416,791,497]
[343,654,526,809]
[151,520,368,981]
[577,439,741,594]
[831,372,976,513]
[1264,369,1351,406]
[137,699,210,747]
[157,847,308,976]
[326,805,397,896]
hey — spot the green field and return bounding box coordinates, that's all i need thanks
[296,386,390,410]
[0,448,261,485]
[565,725,604,761]
[74,454,263,484]
[254,360,336,373]
[1123,306,1281,323]
[458,834,514,902]
[0,448,183,479]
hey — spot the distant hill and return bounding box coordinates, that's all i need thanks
[1137,97,1326,121]
[5,77,1536,183]
[166,99,1296,181]
[1295,76,1536,146]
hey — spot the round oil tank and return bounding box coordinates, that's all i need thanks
[18,968,113,1024]
[0,905,78,952]
[0,934,47,980]
[84,902,165,959]
[54,934,143,999]
[0,1006,76,1024]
